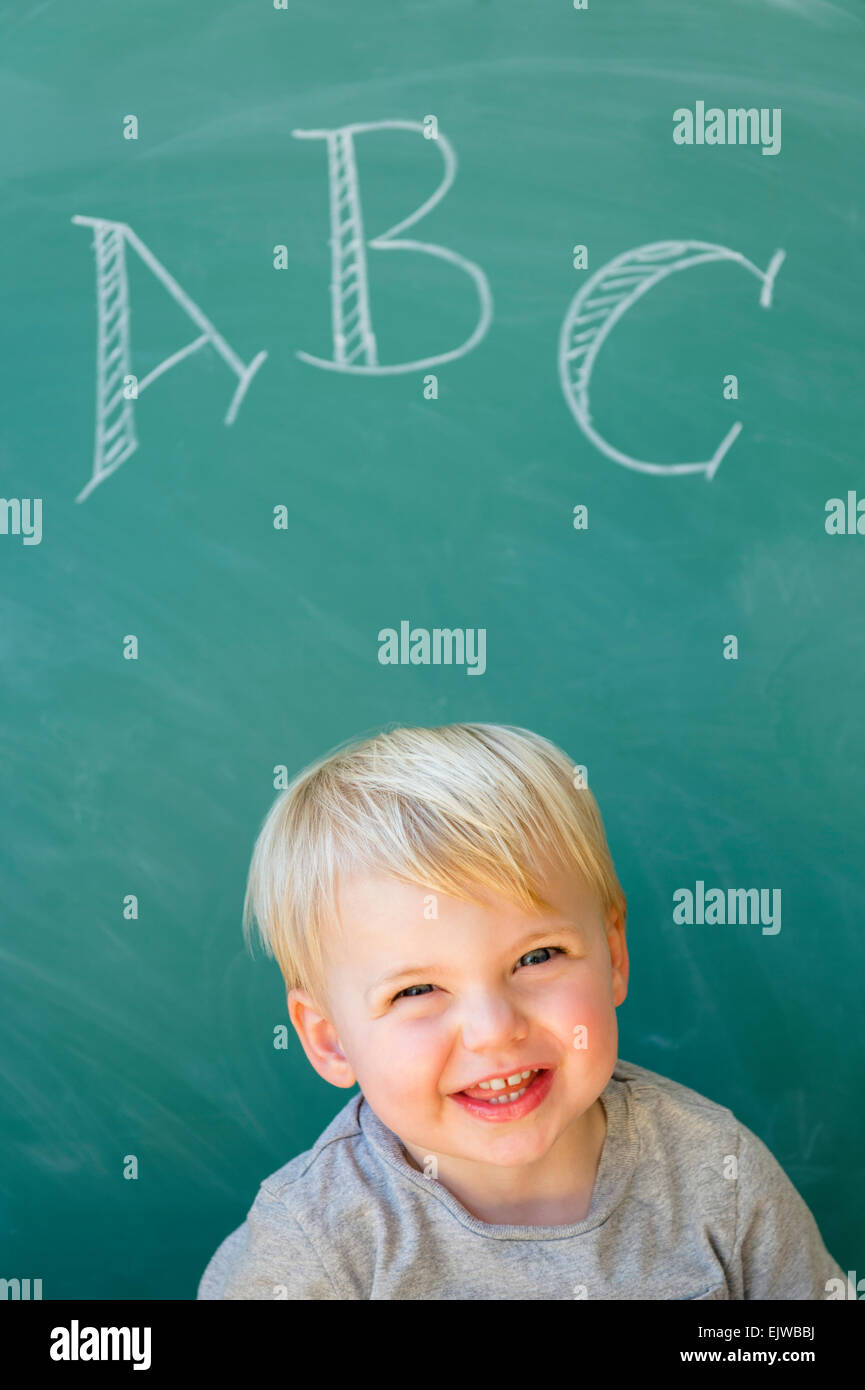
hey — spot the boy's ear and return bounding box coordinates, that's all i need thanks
[605,900,629,1007]
[285,986,357,1090]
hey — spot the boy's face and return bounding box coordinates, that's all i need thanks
[289,860,628,1177]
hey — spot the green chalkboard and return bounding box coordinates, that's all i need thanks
[1,0,863,1300]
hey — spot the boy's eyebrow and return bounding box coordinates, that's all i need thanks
[366,922,588,998]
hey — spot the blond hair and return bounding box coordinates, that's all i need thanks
[242,723,625,1013]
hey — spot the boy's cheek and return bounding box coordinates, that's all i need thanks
[362,1023,451,1095]
[552,974,615,1029]
[554,989,618,1064]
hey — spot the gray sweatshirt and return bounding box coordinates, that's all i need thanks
[197,1058,845,1300]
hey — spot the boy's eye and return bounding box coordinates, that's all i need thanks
[389,945,565,1003]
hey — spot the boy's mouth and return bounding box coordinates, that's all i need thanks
[456,1068,548,1103]
[450,1068,554,1120]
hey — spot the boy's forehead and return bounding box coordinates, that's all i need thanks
[331,863,602,957]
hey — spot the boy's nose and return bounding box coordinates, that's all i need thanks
[455,993,531,1049]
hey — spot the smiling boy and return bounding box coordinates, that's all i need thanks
[197,722,844,1300]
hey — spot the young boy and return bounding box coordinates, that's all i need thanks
[197,722,845,1300]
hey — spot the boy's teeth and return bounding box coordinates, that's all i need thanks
[479,1084,531,1104]
[479,1069,536,1090]
[464,1069,537,1101]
